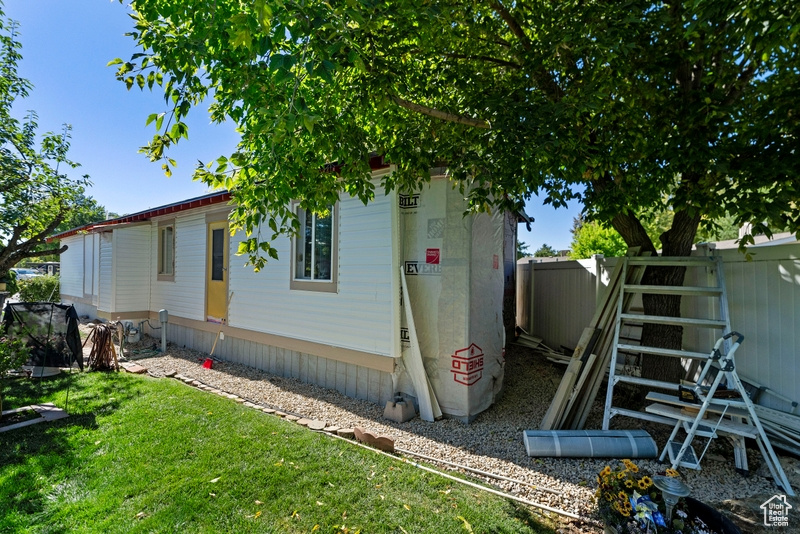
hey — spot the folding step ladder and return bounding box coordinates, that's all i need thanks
[657,332,794,496]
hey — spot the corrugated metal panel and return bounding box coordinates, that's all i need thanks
[150,212,208,321]
[59,235,84,297]
[97,233,113,312]
[229,192,395,356]
[114,225,151,312]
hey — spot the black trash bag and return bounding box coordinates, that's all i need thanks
[2,302,83,371]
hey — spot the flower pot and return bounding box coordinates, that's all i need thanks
[686,497,741,534]
[603,498,741,534]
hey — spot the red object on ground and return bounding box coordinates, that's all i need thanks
[202,358,213,369]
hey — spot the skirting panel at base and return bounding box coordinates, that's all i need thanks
[146,322,395,406]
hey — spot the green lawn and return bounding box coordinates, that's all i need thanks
[0,371,556,533]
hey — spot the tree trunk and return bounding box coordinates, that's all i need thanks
[612,208,703,384]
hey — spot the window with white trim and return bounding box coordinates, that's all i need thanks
[291,204,337,292]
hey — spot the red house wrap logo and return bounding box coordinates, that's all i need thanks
[451,344,484,386]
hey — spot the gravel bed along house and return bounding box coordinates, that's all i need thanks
[91,329,796,533]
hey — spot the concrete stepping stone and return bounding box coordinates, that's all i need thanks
[308,420,327,431]
[337,428,355,439]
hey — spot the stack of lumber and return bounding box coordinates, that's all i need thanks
[754,404,800,456]
[540,249,647,430]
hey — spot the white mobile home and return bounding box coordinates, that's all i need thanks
[54,164,519,421]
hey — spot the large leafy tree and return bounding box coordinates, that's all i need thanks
[117,0,799,381]
[533,244,558,258]
[0,11,89,281]
[569,221,629,260]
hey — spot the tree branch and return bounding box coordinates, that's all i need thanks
[6,244,68,268]
[390,94,490,129]
[721,64,757,107]
[443,53,522,70]
[489,0,531,51]
[488,1,563,101]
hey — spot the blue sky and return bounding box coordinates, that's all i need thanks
[5,1,580,253]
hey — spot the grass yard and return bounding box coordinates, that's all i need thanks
[0,371,556,533]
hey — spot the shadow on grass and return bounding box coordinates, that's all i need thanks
[0,371,141,531]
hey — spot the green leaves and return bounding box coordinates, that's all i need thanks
[119,0,800,267]
[0,8,90,275]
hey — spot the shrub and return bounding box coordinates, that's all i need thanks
[0,326,30,413]
[0,270,19,295]
[18,275,60,302]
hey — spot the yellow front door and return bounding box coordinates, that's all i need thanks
[206,221,229,323]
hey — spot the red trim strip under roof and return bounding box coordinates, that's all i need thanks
[48,191,231,241]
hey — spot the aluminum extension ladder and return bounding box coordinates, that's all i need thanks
[603,255,732,429]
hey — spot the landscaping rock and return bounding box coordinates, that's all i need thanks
[125,337,788,524]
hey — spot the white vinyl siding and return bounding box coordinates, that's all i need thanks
[97,233,113,312]
[58,235,84,297]
[83,234,95,296]
[229,191,395,356]
[150,211,209,321]
[113,225,151,312]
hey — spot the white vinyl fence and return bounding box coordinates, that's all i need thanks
[517,240,800,412]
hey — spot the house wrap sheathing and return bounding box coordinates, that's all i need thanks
[397,176,505,420]
[54,169,508,421]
